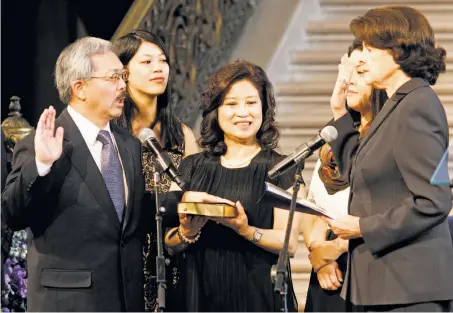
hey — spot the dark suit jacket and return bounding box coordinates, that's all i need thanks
[449,216,453,246]
[1,109,147,311]
[330,78,453,306]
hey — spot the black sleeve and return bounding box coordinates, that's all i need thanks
[159,191,184,228]
[143,192,185,232]
[1,131,54,231]
[329,113,361,184]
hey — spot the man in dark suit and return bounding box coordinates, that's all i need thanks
[324,6,453,312]
[1,37,146,311]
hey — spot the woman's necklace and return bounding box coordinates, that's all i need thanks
[220,147,262,168]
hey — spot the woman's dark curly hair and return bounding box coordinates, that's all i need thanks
[112,30,184,150]
[199,59,279,156]
[350,6,446,85]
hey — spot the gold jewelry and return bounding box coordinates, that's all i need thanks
[177,225,201,244]
[221,147,261,168]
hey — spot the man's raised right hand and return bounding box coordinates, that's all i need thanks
[35,106,64,166]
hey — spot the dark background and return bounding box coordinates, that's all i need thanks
[1,0,134,126]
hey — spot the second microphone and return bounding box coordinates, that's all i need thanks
[268,125,338,179]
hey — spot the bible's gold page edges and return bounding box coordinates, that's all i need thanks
[178,202,238,217]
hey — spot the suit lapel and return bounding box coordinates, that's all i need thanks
[348,78,429,190]
[111,126,135,232]
[354,94,402,157]
[57,109,121,231]
[355,78,429,158]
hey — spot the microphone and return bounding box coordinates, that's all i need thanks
[268,125,338,179]
[138,128,185,190]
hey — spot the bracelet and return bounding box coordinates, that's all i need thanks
[177,225,201,244]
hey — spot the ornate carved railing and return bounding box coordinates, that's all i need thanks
[2,96,34,152]
[1,96,32,312]
[112,0,261,128]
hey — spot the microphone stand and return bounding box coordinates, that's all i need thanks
[271,161,305,312]
[153,172,167,312]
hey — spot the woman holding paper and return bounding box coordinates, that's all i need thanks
[325,6,453,311]
[164,60,305,312]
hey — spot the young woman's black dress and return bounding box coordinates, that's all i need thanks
[176,149,298,312]
[304,230,352,312]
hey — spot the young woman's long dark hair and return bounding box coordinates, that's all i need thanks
[113,30,184,150]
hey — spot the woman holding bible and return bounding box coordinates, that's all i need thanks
[164,60,305,312]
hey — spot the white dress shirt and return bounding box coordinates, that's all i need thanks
[307,159,349,216]
[36,105,128,204]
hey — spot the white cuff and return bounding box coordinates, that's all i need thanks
[35,158,52,176]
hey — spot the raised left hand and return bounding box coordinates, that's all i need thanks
[330,53,355,120]
[211,201,249,235]
[322,215,362,240]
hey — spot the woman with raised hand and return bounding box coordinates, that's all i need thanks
[303,40,386,312]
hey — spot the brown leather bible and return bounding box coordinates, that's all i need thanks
[177,202,238,217]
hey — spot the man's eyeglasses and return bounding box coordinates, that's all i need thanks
[90,71,129,84]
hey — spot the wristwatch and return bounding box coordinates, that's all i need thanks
[250,227,263,243]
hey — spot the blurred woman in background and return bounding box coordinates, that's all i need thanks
[303,40,386,312]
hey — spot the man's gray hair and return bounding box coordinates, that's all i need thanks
[55,36,112,104]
